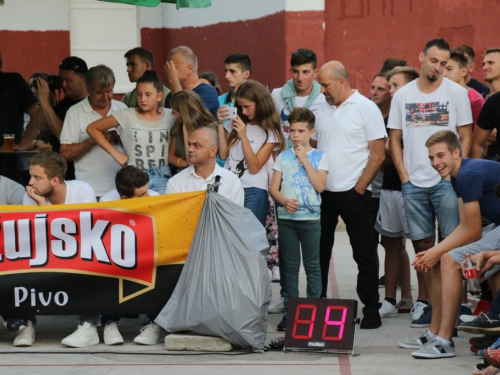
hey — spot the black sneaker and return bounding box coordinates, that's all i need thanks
[277,314,287,331]
[360,313,382,329]
[469,335,499,347]
[268,337,285,350]
[4,318,29,333]
[458,312,500,334]
[378,275,385,289]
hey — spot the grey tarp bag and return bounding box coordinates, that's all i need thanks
[155,190,272,352]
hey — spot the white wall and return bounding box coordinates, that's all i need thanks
[285,0,324,11]
[160,0,285,29]
[0,0,69,30]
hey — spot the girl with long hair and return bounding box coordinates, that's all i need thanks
[218,79,285,226]
[168,90,217,170]
[87,70,174,194]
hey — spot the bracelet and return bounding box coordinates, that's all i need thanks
[176,158,182,167]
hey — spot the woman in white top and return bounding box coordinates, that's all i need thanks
[218,80,285,226]
[87,71,174,194]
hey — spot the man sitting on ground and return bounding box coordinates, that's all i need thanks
[98,166,162,346]
[8,151,96,347]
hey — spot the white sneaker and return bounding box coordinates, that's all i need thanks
[134,322,164,345]
[13,321,35,347]
[459,314,476,323]
[104,322,124,345]
[410,301,428,320]
[268,297,285,314]
[379,300,398,318]
[61,322,99,348]
[271,267,280,282]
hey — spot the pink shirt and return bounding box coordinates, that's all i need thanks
[468,88,485,130]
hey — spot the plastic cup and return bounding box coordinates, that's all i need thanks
[3,134,14,152]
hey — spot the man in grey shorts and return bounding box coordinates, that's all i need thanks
[399,130,500,359]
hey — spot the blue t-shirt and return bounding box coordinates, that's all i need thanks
[451,157,500,224]
[273,148,328,221]
[165,83,220,119]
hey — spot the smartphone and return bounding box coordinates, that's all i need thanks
[228,107,237,119]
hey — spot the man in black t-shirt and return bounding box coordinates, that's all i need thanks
[471,91,500,158]
[35,56,88,143]
[35,56,88,180]
[455,45,490,96]
[0,51,40,150]
[0,50,40,182]
[376,66,420,320]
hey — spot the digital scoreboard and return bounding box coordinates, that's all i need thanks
[284,298,358,351]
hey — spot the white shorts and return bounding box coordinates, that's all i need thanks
[375,189,409,238]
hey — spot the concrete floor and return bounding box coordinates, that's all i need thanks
[0,229,482,375]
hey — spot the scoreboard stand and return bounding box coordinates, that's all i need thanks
[283,297,360,356]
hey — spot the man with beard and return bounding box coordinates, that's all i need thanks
[3,151,96,347]
[388,39,472,334]
[471,48,500,160]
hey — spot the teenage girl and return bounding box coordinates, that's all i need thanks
[87,71,174,194]
[217,79,285,226]
[168,90,217,170]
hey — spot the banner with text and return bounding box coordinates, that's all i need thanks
[0,192,205,315]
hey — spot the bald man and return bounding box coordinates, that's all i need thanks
[311,61,387,329]
[163,46,219,118]
[166,127,244,205]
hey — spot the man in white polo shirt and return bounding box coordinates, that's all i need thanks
[312,60,387,329]
[60,65,126,198]
[166,126,244,206]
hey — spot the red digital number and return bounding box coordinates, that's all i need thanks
[292,304,317,339]
[322,305,347,341]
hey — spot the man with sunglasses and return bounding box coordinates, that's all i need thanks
[35,56,89,179]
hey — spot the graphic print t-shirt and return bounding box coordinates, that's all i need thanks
[273,148,328,220]
[388,78,472,188]
[224,124,278,191]
[112,107,175,171]
[271,88,326,149]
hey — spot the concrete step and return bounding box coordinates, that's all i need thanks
[165,333,233,352]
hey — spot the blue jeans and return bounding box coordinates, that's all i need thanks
[144,165,170,195]
[278,218,321,308]
[244,187,269,227]
[401,179,459,241]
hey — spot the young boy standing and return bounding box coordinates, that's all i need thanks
[270,107,328,331]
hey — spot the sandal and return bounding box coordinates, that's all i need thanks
[484,348,500,369]
[396,300,413,313]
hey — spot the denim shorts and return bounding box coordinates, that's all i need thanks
[144,165,170,195]
[401,179,459,241]
[448,224,500,279]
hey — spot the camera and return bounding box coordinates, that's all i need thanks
[33,75,63,92]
